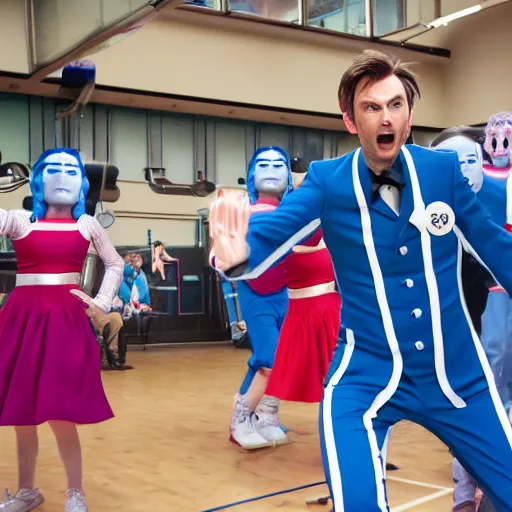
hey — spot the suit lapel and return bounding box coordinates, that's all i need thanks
[395,149,416,236]
[357,152,399,221]
[401,145,428,235]
[353,146,428,235]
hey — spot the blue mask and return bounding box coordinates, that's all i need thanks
[42,151,83,206]
[246,146,293,204]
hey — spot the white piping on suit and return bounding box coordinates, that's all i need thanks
[220,219,321,282]
[323,148,405,511]
[322,327,355,510]
[402,146,466,409]
[324,147,468,510]
[454,238,512,447]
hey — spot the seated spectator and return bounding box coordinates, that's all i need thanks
[95,295,134,371]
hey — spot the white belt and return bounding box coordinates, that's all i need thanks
[16,272,82,287]
[288,281,336,299]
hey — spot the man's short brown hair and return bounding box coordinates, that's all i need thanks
[338,50,421,121]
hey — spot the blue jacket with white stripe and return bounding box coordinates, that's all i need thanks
[229,144,512,408]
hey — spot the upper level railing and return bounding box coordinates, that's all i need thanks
[182,0,440,40]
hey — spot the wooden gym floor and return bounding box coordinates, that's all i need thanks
[0,344,456,511]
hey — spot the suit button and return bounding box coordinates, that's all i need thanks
[404,279,414,288]
[415,341,424,351]
[412,308,422,318]
[399,246,408,256]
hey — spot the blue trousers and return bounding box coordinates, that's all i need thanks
[481,291,512,414]
[320,329,512,511]
[237,282,288,395]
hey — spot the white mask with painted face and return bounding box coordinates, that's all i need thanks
[253,149,289,198]
[42,151,83,206]
[435,136,483,193]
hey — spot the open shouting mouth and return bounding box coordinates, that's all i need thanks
[377,133,395,150]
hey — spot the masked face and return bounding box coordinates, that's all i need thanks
[42,152,83,206]
[483,123,511,168]
[253,149,290,197]
[435,136,483,193]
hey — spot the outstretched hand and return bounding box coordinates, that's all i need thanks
[209,189,251,271]
[70,289,108,330]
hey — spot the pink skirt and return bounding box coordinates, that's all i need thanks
[266,291,341,403]
[0,284,114,426]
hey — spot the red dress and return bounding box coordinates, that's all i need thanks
[0,213,123,426]
[266,243,341,403]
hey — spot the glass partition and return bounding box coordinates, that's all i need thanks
[229,0,300,23]
[307,0,367,36]
[180,0,445,45]
[184,0,221,8]
[373,0,405,36]
[30,0,156,68]
[375,0,437,38]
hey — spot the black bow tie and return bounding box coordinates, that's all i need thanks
[372,170,404,190]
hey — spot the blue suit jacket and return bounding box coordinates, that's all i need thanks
[229,144,512,409]
[477,174,507,226]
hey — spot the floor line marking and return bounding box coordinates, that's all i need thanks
[391,488,453,511]
[387,475,453,491]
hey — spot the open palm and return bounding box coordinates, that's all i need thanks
[209,189,250,271]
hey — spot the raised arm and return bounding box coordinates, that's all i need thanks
[210,161,325,280]
[79,215,124,312]
[0,209,31,238]
[452,153,512,294]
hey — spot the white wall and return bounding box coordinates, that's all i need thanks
[85,16,448,128]
[0,0,30,74]
[444,1,512,126]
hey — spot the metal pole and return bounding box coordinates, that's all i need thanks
[299,0,307,26]
[365,0,374,38]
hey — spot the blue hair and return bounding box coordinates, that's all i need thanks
[246,146,294,204]
[29,148,89,221]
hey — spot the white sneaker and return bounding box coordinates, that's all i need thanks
[230,394,274,450]
[255,396,289,445]
[0,489,44,511]
[65,489,88,512]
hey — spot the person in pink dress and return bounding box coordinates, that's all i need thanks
[266,171,341,403]
[0,148,124,512]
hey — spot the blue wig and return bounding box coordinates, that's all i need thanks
[29,148,89,221]
[246,146,294,204]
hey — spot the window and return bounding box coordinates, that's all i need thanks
[162,115,196,184]
[184,0,220,8]
[110,108,148,182]
[308,0,367,36]
[229,0,299,23]
[0,94,30,163]
[372,0,405,37]
[214,120,248,186]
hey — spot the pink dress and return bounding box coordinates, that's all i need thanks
[0,211,124,426]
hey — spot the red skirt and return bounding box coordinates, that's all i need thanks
[266,291,341,403]
[0,284,114,426]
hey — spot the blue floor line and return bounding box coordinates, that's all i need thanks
[199,480,328,511]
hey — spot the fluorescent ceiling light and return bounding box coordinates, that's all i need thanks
[427,5,481,28]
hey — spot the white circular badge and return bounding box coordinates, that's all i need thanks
[425,201,455,236]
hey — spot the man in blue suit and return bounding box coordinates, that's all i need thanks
[432,127,512,511]
[208,50,512,511]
